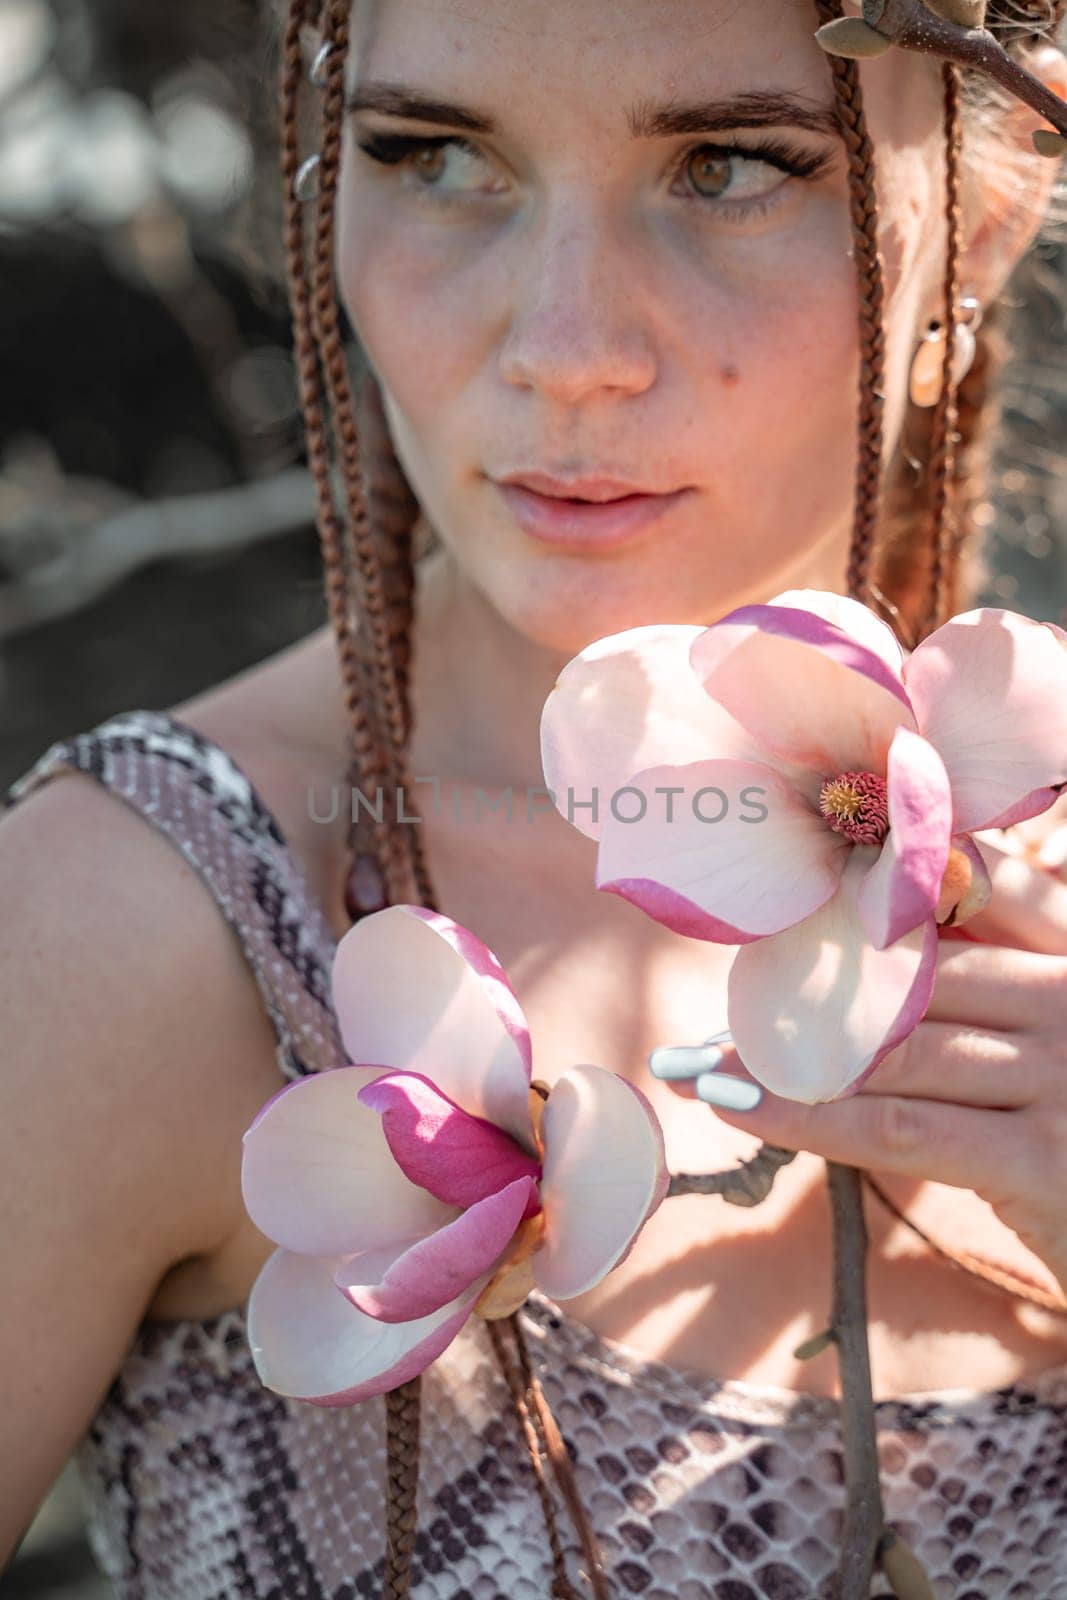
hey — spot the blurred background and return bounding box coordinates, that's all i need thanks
[1,0,1066,1595]
[0,0,326,811]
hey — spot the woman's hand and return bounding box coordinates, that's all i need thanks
[663,830,1067,1301]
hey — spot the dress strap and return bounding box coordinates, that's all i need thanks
[3,708,346,1081]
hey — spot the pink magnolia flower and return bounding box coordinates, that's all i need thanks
[541,590,1067,1103]
[241,904,667,1406]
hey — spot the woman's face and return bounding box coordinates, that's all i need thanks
[336,0,946,655]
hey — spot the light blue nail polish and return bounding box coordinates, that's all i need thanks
[703,1028,733,1048]
[695,1072,763,1111]
[649,1043,724,1081]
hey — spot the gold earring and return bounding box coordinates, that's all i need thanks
[908,295,982,407]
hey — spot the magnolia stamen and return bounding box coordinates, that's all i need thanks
[818,770,889,846]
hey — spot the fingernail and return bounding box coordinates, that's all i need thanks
[649,1043,725,1081]
[703,1028,733,1047]
[695,1072,763,1112]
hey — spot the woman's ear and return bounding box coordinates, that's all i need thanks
[961,40,1067,304]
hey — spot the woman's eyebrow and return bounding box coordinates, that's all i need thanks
[344,82,841,140]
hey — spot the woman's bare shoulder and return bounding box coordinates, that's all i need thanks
[0,628,347,1285]
[0,748,308,1546]
[0,759,289,1246]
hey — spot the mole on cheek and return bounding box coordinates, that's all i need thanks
[721,364,741,387]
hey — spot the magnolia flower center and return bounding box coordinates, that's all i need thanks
[818,770,889,846]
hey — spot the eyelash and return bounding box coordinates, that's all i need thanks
[353,130,833,221]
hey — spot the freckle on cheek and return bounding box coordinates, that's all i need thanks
[721,364,741,387]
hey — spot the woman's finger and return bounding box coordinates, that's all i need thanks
[656,1022,1044,1109]
[923,938,1066,1030]
[855,1021,1046,1108]
[697,1081,1035,1196]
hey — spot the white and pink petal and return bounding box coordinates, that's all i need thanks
[334,1176,539,1323]
[690,603,915,777]
[241,1067,454,1257]
[856,726,952,949]
[595,759,848,942]
[766,589,907,677]
[539,624,760,842]
[727,850,938,1103]
[246,1245,481,1406]
[533,1063,667,1300]
[358,1072,541,1208]
[903,608,1067,834]
[331,905,534,1147]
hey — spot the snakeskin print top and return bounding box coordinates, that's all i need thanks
[6,707,1067,1600]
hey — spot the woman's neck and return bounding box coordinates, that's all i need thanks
[409,549,573,793]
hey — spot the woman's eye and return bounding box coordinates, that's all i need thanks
[355,133,494,199]
[686,149,771,202]
[677,141,831,214]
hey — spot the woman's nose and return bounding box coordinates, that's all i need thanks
[497,208,658,405]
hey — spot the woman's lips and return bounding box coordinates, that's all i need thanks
[495,482,691,549]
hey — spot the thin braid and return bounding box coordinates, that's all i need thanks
[814,0,888,605]
[486,1320,585,1600]
[508,1316,611,1600]
[309,2,433,916]
[874,303,1005,643]
[310,1,413,767]
[290,0,433,909]
[924,62,965,636]
[383,1380,421,1597]
[280,0,403,899]
[353,365,420,748]
[304,1,427,905]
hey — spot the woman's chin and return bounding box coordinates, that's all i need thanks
[475,568,718,655]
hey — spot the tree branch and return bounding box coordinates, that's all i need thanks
[817,0,1067,145]
[668,1141,797,1204]
[826,1161,884,1598]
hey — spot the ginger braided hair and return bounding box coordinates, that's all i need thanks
[276,0,1067,1592]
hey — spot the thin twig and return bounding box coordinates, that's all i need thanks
[668,1142,797,1204]
[486,1320,586,1600]
[510,1317,611,1600]
[826,1161,885,1598]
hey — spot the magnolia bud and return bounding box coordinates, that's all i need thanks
[815,17,893,57]
[793,1328,836,1361]
[878,1527,936,1599]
